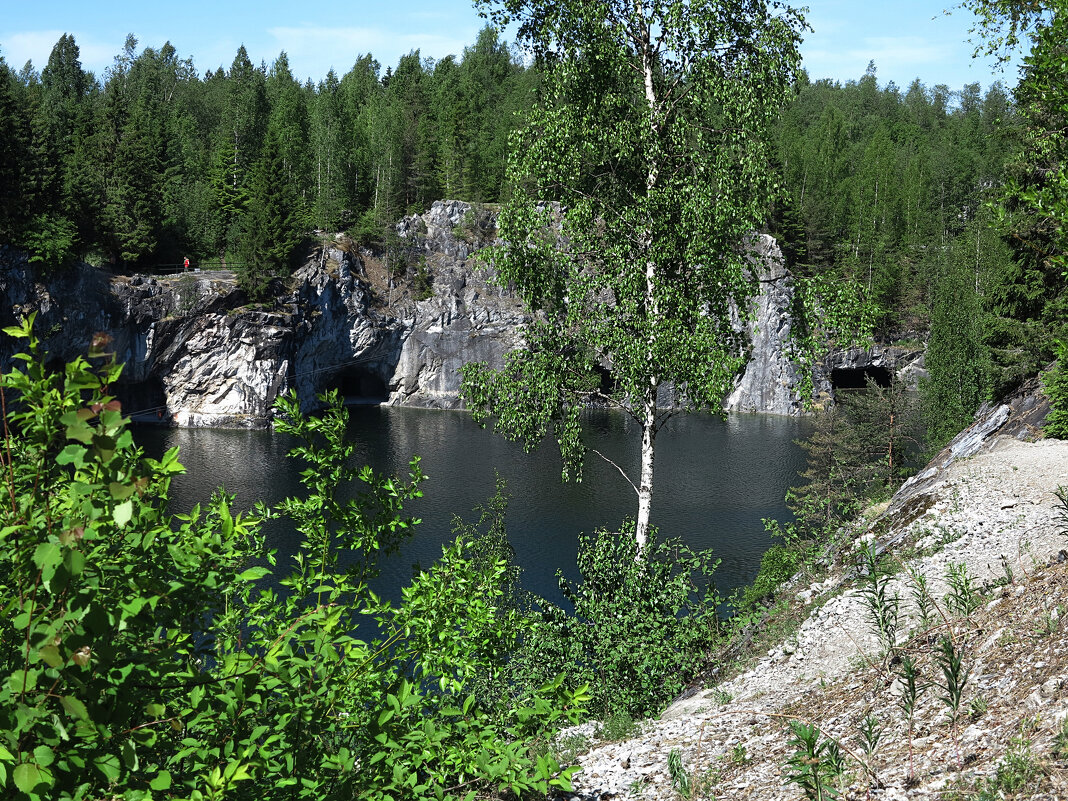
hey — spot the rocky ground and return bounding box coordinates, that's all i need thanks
[557,432,1068,800]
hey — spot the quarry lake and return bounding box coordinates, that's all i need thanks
[135,408,810,607]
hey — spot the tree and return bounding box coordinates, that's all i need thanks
[462,0,805,548]
[961,1,1067,386]
[237,126,304,299]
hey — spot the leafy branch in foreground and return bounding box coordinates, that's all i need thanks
[0,317,585,800]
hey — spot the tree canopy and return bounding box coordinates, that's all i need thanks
[462,0,806,547]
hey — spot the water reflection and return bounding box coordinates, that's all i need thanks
[135,409,810,608]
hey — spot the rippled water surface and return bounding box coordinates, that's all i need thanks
[135,408,810,606]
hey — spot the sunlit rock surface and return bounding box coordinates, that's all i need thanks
[1,204,872,427]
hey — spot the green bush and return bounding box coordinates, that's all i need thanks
[741,542,803,608]
[1043,340,1068,438]
[532,525,722,719]
[0,315,585,800]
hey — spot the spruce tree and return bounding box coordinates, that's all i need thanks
[237,127,304,300]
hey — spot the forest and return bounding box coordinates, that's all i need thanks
[1,22,1064,444]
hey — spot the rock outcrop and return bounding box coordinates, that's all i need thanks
[1,201,870,427]
[0,243,404,427]
[723,234,806,416]
[386,200,528,408]
[0,202,526,425]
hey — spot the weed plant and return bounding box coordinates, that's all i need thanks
[906,565,938,631]
[0,318,587,800]
[945,562,983,617]
[784,720,846,800]
[936,637,970,769]
[896,653,927,782]
[858,543,901,654]
[1056,486,1068,538]
[598,711,638,742]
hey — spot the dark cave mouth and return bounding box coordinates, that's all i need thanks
[115,377,169,422]
[831,365,893,392]
[324,366,389,405]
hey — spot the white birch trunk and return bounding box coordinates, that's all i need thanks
[635,387,656,550]
[633,5,660,554]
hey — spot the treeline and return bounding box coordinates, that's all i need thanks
[774,64,1014,338]
[2,28,1064,435]
[776,62,1067,445]
[0,28,535,293]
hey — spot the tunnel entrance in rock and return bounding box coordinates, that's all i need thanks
[116,377,169,422]
[831,365,893,392]
[325,365,389,405]
[593,364,617,397]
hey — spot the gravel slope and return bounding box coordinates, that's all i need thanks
[558,434,1068,800]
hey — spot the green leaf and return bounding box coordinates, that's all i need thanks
[150,770,172,790]
[113,499,133,528]
[13,762,52,793]
[145,702,166,718]
[56,444,87,466]
[93,752,121,782]
[32,745,54,768]
[8,668,38,695]
[121,740,138,771]
[39,645,63,668]
[237,566,271,582]
[60,695,89,721]
[108,482,135,500]
[32,542,61,571]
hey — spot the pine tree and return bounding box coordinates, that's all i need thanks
[0,57,32,238]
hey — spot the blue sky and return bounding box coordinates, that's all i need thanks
[1,0,1020,93]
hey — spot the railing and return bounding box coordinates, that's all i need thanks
[125,262,244,277]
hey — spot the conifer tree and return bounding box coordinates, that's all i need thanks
[238,127,304,300]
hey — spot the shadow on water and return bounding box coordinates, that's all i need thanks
[135,408,811,609]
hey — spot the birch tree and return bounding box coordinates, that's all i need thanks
[461,0,805,549]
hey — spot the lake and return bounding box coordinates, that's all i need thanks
[135,407,811,607]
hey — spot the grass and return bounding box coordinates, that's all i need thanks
[597,711,638,742]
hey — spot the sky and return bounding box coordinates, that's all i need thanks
[0,0,1021,94]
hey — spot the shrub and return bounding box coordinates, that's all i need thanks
[0,315,585,800]
[741,540,803,608]
[531,525,722,719]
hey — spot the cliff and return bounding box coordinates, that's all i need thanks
[1,201,865,427]
[0,202,526,426]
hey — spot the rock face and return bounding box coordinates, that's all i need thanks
[0,202,526,426]
[1,202,853,427]
[814,342,927,398]
[0,243,404,427]
[723,234,806,416]
[387,200,528,408]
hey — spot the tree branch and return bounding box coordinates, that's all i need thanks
[590,447,639,496]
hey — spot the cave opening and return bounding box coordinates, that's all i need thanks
[831,365,893,392]
[115,377,169,423]
[593,364,617,397]
[324,366,389,405]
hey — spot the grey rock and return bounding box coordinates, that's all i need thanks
[723,234,806,416]
[0,205,841,428]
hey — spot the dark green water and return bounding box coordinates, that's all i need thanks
[135,407,810,607]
